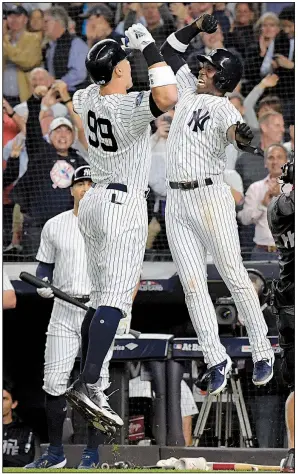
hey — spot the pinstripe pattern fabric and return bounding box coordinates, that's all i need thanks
[167,64,242,182]
[165,65,274,368]
[73,83,155,321]
[73,85,154,190]
[37,211,113,396]
[36,210,90,296]
[78,186,147,317]
[43,299,113,396]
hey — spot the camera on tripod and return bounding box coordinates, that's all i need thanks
[214,269,270,327]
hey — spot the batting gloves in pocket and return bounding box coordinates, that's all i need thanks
[124,23,155,52]
[37,277,54,299]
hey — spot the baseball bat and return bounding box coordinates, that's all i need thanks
[19,271,141,338]
[20,272,88,310]
[207,462,280,471]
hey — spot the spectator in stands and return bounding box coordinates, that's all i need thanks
[238,144,289,261]
[187,24,242,77]
[224,3,256,59]
[13,67,68,125]
[3,378,35,467]
[271,5,295,128]
[126,3,176,89]
[3,137,25,251]
[68,16,76,36]
[28,8,44,39]
[4,5,42,106]
[244,12,280,92]
[80,4,122,48]
[43,6,89,94]
[257,95,283,119]
[169,3,193,30]
[147,111,174,251]
[235,111,285,193]
[225,74,279,169]
[12,86,87,255]
[3,271,17,310]
[284,125,294,153]
[3,98,25,146]
[115,3,146,36]
[188,3,230,34]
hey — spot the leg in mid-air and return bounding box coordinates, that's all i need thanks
[25,302,105,469]
[66,191,147,431]
[189,184,274,386]
[165,190,232,396]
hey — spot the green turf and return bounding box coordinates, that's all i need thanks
[2,469,260,473]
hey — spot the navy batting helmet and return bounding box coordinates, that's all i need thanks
[86,39,129,86]
[197,48,243,93]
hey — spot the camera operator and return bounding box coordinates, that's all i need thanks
[267,155,294,473]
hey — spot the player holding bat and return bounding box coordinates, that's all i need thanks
[25,166,118,470]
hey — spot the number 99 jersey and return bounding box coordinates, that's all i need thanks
[73,84,155,191]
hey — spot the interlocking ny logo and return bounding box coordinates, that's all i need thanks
[188,109,210,132]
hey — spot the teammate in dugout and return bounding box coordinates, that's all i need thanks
[267,157,294,473]
[64,26,178,429]
[160,14,275,396]
[25,166,115,469]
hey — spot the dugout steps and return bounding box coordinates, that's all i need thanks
[38,445,287,469]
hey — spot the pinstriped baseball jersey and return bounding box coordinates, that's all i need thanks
[73,84,155,190]
[36,210,90,296]
[166,64,243,181]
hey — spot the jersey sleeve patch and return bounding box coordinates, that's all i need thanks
[136,91,144,107]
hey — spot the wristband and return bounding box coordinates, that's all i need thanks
[142,42,164,67]
[8,110,16,118]
[40,104,49,112]
[62,98,72,105]
[148,65,177,88]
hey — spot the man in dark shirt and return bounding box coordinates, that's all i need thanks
[12,114,86,257]
[236,111,285,193]
[3,379,35,467]
[80,4,122,48]
[267,157,294,473]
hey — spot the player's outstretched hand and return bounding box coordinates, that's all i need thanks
[196,14,218,34]
[37,277,54,299]
[124,24,155,52]
[235,121,253,145]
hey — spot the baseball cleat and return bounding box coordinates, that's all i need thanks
[280,449,295,472]
[207,356,232,396]
[78,448,100,469]
[252,357,274,386]
[65,379,123,434]
[24,448,67,469]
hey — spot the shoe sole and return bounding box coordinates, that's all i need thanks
[209,357,232,396]
[65,390,121,435]
[25,459,67,469]
[252,369,274,386]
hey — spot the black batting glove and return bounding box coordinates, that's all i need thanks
[235,121,254,145]
[196,14,218,34]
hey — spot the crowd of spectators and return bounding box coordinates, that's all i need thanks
[2,2,295,261]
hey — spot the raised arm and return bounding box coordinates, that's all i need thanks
[160,14,218,74]
[51,80,88,151]
[125,24,178,112]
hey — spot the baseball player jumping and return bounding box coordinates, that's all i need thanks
[25,166,114,469]
[65,28,177,429]
[160,15,274,396]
